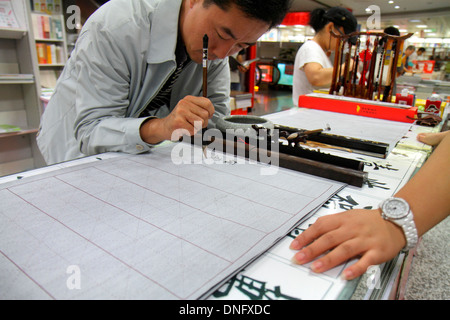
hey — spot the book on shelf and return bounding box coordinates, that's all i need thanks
[0,124,21,134]
[36,43,46,63]
[31,0,62,14]
[0,0,20,29]
[39,70,58,88]
[36,42,64,64]
[31,12,63,39]
[40,87,54,110]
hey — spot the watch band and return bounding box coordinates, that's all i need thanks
[400,213,418,252]
[379,197,419,252]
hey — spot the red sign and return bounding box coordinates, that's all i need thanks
[281,12,310,26]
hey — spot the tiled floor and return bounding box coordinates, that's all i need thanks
[251,88,295,117]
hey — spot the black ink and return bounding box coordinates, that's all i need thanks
[213,274,300,300]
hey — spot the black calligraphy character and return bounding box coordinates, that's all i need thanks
[365,178,390,190]
[212,274,299,300]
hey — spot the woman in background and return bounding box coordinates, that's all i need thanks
[292,7,357,106]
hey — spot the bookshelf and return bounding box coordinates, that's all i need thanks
[0,0,45,176]
[31,12,68,87]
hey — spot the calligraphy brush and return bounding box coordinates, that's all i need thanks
[202,34,208,97]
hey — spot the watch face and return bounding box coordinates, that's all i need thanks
[382,198,409,219]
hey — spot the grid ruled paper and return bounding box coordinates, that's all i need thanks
[0,142,344,299]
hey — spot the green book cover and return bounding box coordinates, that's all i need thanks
[0,124,21,134]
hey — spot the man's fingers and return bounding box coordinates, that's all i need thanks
[186,110,210,128]
[181,98,213,122]
[182,95,215,119]
[185,114,208,131]
[175,96,214,129]
[167,96,215,138]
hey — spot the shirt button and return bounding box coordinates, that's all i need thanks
[136,144,145,151]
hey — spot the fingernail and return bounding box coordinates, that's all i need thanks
[290,239,301,250]
[292,252,306,264]
[311,261,323,272]
[341,269,354,280]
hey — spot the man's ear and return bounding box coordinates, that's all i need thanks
[189,0,201,9]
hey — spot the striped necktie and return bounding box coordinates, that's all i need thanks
[140,37,190,117]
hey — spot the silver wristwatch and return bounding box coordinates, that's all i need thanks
[379,197,418,252]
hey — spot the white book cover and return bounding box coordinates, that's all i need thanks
[0,0,20,29]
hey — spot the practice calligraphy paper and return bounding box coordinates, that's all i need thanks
[0,142,344,299]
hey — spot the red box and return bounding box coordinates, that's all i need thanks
[395,92,415,106]
[425,99,442,115]
[417,60,435,74]
[298,94,417,123]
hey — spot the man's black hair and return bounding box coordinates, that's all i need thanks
[203,0,292,29]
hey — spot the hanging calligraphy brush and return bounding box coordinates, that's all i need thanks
[351,38,360,97]
[374,36,387,101]
[366,36,379,99]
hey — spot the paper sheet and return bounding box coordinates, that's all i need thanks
[264,108,413,153]
[0,142,344,299]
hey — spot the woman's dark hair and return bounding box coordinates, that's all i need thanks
[203,0,292,29]
[309,7,357,34]
[309,8,328,33]
[384,26,400,36]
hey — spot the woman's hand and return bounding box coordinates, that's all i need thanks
[290,209,406,280]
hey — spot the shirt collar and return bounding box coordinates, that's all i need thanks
[146,0,183,64]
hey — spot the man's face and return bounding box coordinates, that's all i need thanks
[180,0,270,63]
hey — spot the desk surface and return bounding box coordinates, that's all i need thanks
[0,108,440,300]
